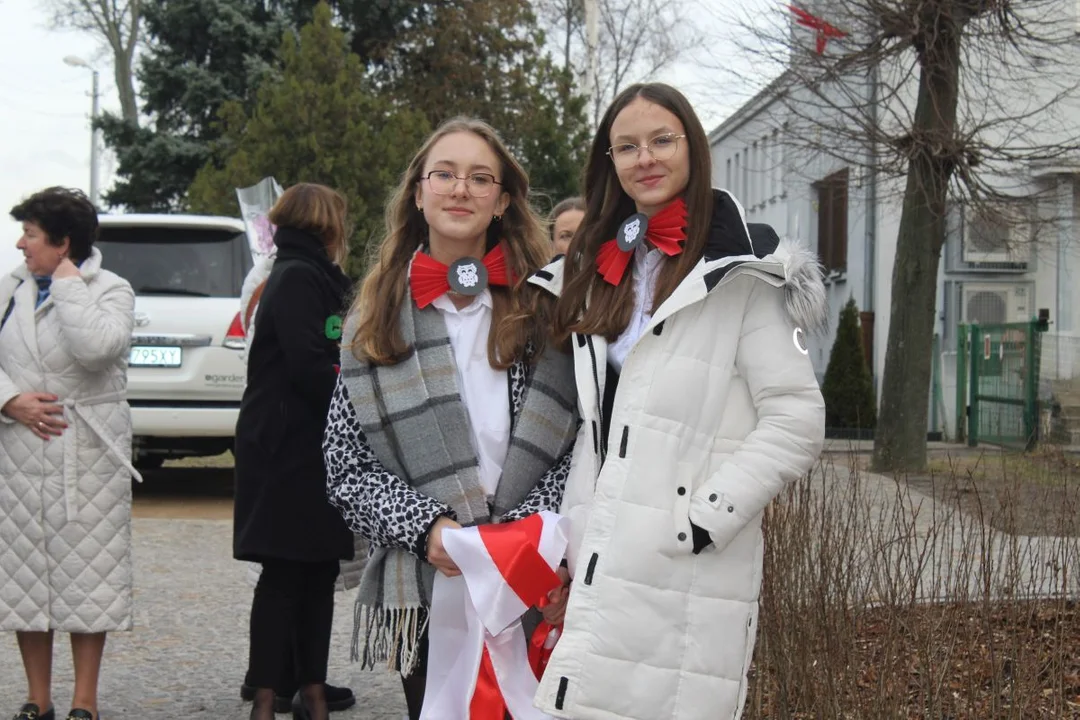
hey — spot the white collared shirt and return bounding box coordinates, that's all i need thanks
[431,289,510,497]
[609,244,666,374]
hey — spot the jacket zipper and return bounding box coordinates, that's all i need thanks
[583,552,599,585]
[583,334,605,464]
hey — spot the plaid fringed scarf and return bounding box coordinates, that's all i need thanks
[339,300,576,674]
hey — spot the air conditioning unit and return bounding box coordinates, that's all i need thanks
[962,204,1030,264]
[961,283,1031,326]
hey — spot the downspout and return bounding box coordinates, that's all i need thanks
[865,59,878,378]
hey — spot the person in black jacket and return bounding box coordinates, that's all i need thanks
[233,183,355,720]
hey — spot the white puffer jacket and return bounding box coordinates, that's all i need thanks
[529,190,826,720]
[0,249,140,632]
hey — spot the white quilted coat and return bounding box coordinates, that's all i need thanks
[0,248,140,633]
[529,195,826,720]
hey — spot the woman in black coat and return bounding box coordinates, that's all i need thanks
[233,183,354,720]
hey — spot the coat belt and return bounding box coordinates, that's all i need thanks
[60,391,143,522]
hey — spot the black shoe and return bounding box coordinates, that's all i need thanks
[324,685,355,713]
[64,711,97,720]
[12,705,54,720]
[242,684,354,714]
[291,685,356,716]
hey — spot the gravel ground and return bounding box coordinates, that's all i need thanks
[0,518,407,720]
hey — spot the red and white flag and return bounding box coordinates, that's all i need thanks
[421,511,569,720]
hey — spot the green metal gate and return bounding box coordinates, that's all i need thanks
[956,321,1044,449]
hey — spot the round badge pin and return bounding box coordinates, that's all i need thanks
[617,213,649,252]
[447,257,488,296]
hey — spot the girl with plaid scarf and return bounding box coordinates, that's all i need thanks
[324,118,578,720]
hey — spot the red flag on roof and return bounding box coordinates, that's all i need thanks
[788,4,847,54]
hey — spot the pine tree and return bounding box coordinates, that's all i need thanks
[98,0,423,211]
[374,0,589,204]
[822,298,877,431]
[186,2,430,274]
[98,0,290,210]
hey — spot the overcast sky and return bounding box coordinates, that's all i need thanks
[0,0,767,273]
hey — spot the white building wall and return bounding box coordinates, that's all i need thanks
[708,7,1080,433]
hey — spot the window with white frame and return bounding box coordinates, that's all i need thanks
[770,130,780,199]
[751,141,758,207]
[742,149,749,203]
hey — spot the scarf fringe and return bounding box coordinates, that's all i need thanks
[352,602,429,676]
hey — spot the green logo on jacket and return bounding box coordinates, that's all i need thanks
[325,314,343,340]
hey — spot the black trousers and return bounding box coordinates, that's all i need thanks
[248,559,340,691]
[400,629,430,720]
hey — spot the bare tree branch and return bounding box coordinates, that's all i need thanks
[706,0,1080,471]
[535,0,705,126]
[49,0,142,126]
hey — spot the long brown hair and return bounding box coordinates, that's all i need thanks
[268,183,349,266]
[349,117,552,367]
[553,83,714,344]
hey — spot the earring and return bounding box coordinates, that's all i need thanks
[493,214,502,221]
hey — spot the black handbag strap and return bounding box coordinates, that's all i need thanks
[0,279,23,332]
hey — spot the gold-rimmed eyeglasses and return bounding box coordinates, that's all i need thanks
[423,170,503,198]
[606,133,687,168]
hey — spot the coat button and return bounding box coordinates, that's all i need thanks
[728,505,735,513]
[677,532,686,541]
[708,493,718,502]
[677,486,686,495]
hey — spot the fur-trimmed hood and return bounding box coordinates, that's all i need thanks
[741,231,829,336]
[529,188,829,334]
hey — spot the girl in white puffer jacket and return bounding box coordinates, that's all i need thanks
[531,83,827,720]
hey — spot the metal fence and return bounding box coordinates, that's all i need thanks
[956,322,1043,449]
[1037,332,1080,446]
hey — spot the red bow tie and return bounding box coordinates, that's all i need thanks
[410,243,513,309]
[595,197,688,285]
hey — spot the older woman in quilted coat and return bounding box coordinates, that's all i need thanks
[0,187,139,720]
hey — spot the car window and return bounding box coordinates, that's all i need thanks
[97,226,251,298]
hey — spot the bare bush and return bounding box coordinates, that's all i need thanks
[748,452,1080,717]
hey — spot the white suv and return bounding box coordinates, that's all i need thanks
[96,214,252,469]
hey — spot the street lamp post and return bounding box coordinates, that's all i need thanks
[63,56,101,207]
[584,0,598,122]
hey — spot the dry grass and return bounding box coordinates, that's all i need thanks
[165,450,235,469]
[746,455,1080,719]
[848,449,1080,537]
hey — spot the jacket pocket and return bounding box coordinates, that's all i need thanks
[667,461,696,557]
[672,454,732,557]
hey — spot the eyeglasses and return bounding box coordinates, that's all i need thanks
[607,133,687,168]
[423,170,503,198]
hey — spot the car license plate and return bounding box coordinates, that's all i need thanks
[129,345,182,367]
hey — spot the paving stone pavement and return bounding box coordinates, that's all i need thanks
[0,518,407,720]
